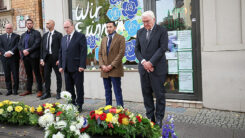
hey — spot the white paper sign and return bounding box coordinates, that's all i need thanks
[178,51,192,70]
[179,71,193,92]
[177,30,192,49]
[168,60,178,74]
[165,52,177,59]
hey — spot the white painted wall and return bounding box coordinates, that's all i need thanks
[200,0,245,112]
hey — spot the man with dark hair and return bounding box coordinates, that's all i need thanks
[18,18,43,97]
[0,23,20,96]
[135,11,168,127]
[40,19,62,100]
[59,19,87,112]
[99,21,125,107]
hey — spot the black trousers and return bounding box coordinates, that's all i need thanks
[23,57,42,92]
[139,72,166,121]
[44,55,62,94]
[64,71,84,106]
[2,58,19,93]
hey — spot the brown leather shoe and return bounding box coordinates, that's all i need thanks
[19,91,32,96]
[36,91,42,97]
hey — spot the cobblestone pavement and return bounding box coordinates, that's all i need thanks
[0,90,245,137]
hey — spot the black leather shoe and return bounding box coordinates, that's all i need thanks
[6,91,12,96]
[56,93,61,99]
[40,93,51,100]
[13,91,18,95]
[156,119,162,127]
[78,105,83,113]
[0,92,2,95]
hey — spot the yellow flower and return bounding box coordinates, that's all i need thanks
[122,117,129,125]
[138,114,142,119]
[24,108,28,112]
[150,122,154,128]
[45,103,53,109]
[50,108,55,114]
[106,113,113,122]
[116,109,122,114]
[104,105,112,110]
[3,100,9,104]
[8,101,12,105]
[15,106,23,112]
[36,105,43,112]
[30,107,35,113]
[0,102,3,107]
[7,106,13,112]
[0,109,3,114]
[95,110,103,115]
[55,102,60,105]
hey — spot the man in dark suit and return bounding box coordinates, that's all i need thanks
[59,19,87,112]
[18,19,43,97]
[135,11,168,127]
[98,21,125,107]
[40,20,62,100]
[0,24,20,95]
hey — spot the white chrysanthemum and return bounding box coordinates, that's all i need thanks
[76,116,85,128]
[55,120,67,129]
[52,131,64,138]
[65,104,75,111]
[7,106,13,112]
[38,113,54,127]
[0,109,4,114]
[111,116,119,125]
[44,130,50,138]
[70,125,77,131]
[44,109,51,114]
[79,133,90,138]
[75,129,80,136]
[60,91,71,100]
[56,117,60,121]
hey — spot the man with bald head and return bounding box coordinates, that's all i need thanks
[59,19,87,112]
[0,24,20,96]
[135,11,168,127]
[40,20,62,100]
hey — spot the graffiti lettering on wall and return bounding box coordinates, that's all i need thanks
[73,0,143,63]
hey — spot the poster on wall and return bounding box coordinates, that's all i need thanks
[177,30,192,50]
[178,71,193,93]
[168,60,178,74]
[178,51,192,70]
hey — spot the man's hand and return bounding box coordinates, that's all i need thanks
[59,68,63,73]
[56,61,59,66]
[107,65,113,71]
[143,61,153,71]
[101,65,109,72]
[4,52,12,58]
[78,67,84,72]
[23,50,29,56]
[40,60,45,66]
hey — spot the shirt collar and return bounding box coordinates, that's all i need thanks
[68,30,75,39]
[49,30,55,34]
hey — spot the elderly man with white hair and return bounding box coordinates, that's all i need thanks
[135,10,168,127]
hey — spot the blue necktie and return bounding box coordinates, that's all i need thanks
[107,35,112,56]
[67,35,70,48]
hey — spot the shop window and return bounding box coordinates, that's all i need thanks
[156,0,193,93]
[70,0,144,68]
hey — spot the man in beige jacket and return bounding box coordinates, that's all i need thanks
[99,21,125,107]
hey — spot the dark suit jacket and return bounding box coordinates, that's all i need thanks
[135,24,168,75]
[59,31,87,72]
[0,33,20,61]
[41,30,62,61]
[98,33,125,78]
[18,29,41,59]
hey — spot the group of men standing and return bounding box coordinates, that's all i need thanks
[0,10,168,125]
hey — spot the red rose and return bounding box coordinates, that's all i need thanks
[56,111,63,116]
[99,113,107,121]
[108,123,114,128]
[136,116,142,122]
[89,111,95,117]
[42,104,46,107]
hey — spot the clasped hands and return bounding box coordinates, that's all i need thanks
[142,61,154,72]
[101,65,113,73]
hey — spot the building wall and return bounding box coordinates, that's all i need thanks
[200,0,245,112]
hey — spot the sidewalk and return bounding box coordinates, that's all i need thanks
[0,90,245,138]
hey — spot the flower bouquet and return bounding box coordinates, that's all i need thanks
[39,91,90,138]
[162,115,177,138]
[86,105,161,138]
[0,100,38,125]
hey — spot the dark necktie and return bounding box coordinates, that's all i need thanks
[7,34,11,43]
[146,30,151,41]
[47,32,51,53]
[67,35,71,48]
[107,35,113,56]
